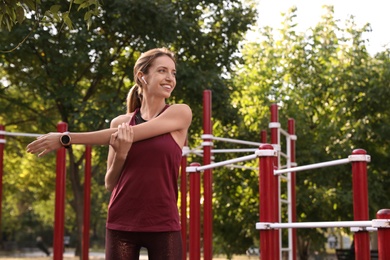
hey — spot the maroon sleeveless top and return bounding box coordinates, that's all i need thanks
[106,105,182,232]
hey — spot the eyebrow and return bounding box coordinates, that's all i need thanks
[156,65,176,72]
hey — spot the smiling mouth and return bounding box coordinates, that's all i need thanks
[162,85,172,90]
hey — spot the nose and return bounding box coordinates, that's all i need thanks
[166,73,175,81]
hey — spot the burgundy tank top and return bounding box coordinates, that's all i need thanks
[106,105,182,232]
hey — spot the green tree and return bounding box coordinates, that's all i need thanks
[229,5,390,259]
[0,0,100,32]
[0,0,256,257]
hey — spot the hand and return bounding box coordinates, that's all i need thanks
[26,132,62,157]
[109,123,134,158]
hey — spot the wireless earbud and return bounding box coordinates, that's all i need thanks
[141,76,148,85]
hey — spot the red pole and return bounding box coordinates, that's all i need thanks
[288,119,297,260]
[259,144,279,260]
[261,130,267,143]
[189,162,201,260]
[203,90,213,260]
[82,145,92,260]
[0,125,5,240]
[351,149,370,260]
[54,122,68,260]
[376,209,390,259]
[270,104,279,168]
[180,144,188,260]
[269,104,280,258]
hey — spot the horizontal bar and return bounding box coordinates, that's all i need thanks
[0,130,42,138]
[280,128,290,137]
[351,227,377,232]
[225,165,257,170]
[187,153,258,172]
[274,158,350,175]
[256,220,373,230]
[191,148,259,154]
[201,134,263,147]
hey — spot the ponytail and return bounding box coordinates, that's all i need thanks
[126,85,142,113]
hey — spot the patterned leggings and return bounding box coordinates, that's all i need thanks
[105,228,182,260]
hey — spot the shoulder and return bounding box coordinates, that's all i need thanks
[110,113,133,128]
[165,104,192,129]
[167,104,192,117]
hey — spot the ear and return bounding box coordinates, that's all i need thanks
[137,72,146,84]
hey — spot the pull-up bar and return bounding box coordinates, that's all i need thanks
[0,130,42,138]
[186,153,258,173]
[256,220,374,230]
[275,154,371,175]
[256,213,390,259]
[201,134,263,146]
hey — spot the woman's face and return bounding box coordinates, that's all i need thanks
[143,55,176,98]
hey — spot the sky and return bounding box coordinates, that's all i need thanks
[252,0,390,55]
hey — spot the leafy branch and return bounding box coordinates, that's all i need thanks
[0,0,101,31]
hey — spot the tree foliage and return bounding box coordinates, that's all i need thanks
[0,0,100,31]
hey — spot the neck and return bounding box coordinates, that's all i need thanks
[139,103,167,121]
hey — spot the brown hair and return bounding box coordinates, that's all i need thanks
[126,48,176,113]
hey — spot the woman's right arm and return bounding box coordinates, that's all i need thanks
[105,121,133,192]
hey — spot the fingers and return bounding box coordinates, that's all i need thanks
[26,133,59,156]
[127,125,134,141]
[109,123,132,155]
[117,123,125,137]
[38,149,48,157]
[26,138,45,154]
[110,131,118,146]
[27,141,52,156]
[117,123,133,142]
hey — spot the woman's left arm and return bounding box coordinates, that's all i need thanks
[131,104,192,142]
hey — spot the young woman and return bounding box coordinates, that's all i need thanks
[27,48,192,260]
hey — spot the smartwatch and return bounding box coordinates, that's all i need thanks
[60,132,71,148]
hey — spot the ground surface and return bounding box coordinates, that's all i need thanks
[0,248,257,260]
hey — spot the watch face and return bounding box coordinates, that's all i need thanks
[61,135,70,145]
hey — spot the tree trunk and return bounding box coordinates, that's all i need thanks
[298,236,310,260]
[69,151,86,259]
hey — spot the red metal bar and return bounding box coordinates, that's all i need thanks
[0,125,5,239]
[82,145,92,260]
[351,149,370,260]
[202,90,213,260]
[259,144,279,260]
[180,143,188,260]
[288,119,297,260]
[376,209,390,259]
[261,130,267,143]
[189,162,201,260]
[54,122,68,260]
[269,104,280,259]
[270,104,279,168]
